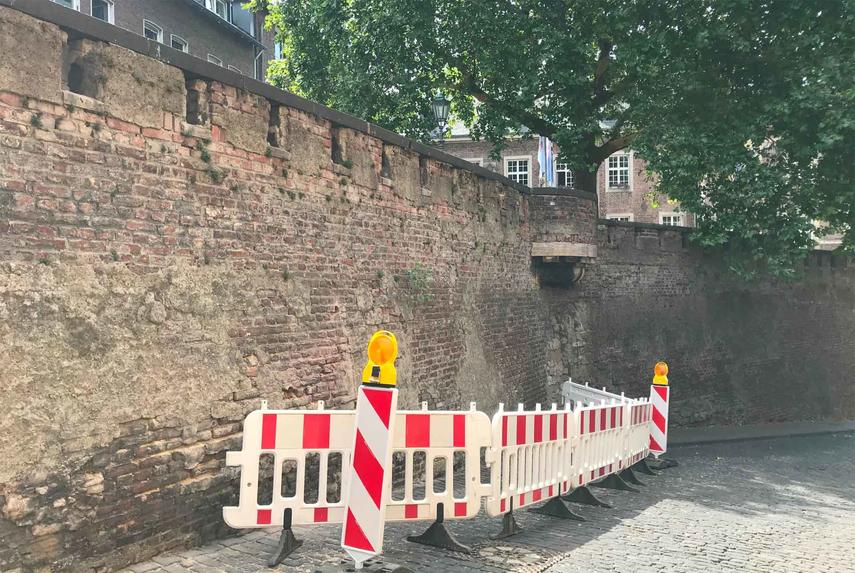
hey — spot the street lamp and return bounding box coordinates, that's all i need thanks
[431,92,451,140]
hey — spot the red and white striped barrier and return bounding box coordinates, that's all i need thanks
[387,403,492,522]
[486,404,573,517]
[649,362,670,457]
[341,383,398,567]
[574,401,627,488]
[223,401,354,529]
[223,340,674,567]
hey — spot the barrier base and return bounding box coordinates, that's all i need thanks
[631,460,658,476]
[562,486,611,508]
[591,473,639,493]
[529,496,585,521]
[647,456,679,470]
[267,527,303,568]
[491,510,522,539]
[315,559,413,572]
[619,468,645,486]
[407,505,472,554]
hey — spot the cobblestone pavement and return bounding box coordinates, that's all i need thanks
[124,433,855,573]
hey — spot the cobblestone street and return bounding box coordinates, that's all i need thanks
[124,433,855,573]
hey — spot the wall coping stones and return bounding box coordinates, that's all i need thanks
[1,0,531,195]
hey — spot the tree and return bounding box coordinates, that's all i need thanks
[250,0,854,276]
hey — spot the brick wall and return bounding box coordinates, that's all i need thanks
[545,221,855,427]
[0,6,556,570]
[1,3,854,572]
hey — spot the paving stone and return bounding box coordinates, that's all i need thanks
[120,434,855,573]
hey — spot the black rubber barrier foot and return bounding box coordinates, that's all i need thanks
[619,468,645,486]
[631,460,658,476]
[491,509,522,539]
[647,456,679,470]
[267,509,303,567]
[591,473,639,493]
[562,486,612,508]
[406,503,472,554]
[528,496,585,521]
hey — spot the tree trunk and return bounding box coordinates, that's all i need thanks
[574,169,597,195]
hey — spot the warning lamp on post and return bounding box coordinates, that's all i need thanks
[362,330,398,386]
[652,361,669,386]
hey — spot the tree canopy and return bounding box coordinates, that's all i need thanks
[248,0,854,276]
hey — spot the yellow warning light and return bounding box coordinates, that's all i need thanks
[653,361,669,386]
[362,330,398,386]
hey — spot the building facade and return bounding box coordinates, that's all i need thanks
[443,132,694,227]
[51,0,275,79]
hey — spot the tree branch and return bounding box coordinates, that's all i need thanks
[595,132,638,162]
[451,69,559,139]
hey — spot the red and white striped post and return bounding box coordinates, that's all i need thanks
[648,361,669,457]
[341,331,399,569]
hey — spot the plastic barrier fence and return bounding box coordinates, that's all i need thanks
[222,331,671,568]
[223,403,493,529]
[486,404,573,516]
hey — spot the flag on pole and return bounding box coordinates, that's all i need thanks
[538,136,555,186]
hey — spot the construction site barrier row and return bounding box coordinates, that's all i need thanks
[222,331,673,569]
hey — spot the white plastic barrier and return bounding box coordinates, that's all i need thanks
[624,400,652,468]
[486,404,573,516]
[223,401,355,529]
[223,368,671,568]
[386,403,492,521]
[223,402,493,529]
[573,400,628,488]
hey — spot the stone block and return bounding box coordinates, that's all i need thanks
[211,89,269,154]
[0,6,65,103]
[66,39,185,128]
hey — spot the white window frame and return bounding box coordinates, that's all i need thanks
[207,54,224,66]
[607,213,634,222]
[207,0,229,20]
[142,20,163,43]
[463,158,484,167]
[90,0,114,23]
[504,155,531,187]
[555,162,573,187]
[659,212,685,226]
[52,0,80,10]
[228,65,243,75]
[170,35,189,53]
[606,151,633,191]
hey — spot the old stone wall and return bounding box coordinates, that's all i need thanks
[546,221,855,427]
[0,5,559,571]
[1,3,854,573]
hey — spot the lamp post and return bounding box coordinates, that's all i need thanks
[431,92,450,143]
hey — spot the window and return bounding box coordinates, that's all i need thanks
[170,35,188,52]
[52,0,80,9]
[464,158,483,167]
[91,0,113,23]
[607,213,634,222]
[228,65,243,75]
[274,42,284,60]
[607,152,630,189]
[659,213,684,226]
[555,162,573,187]
[504,157,530,186]
[207,54,224,66]
[143,20,163,43]
[208,0,229,19]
